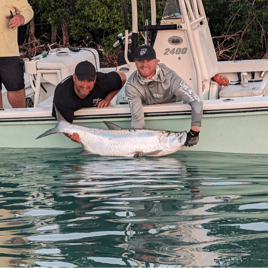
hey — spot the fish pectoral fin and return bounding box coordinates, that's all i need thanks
[78,146,94,156]
[143,150,162,156]
[134,150,162,157]
[78,150,94,156]
[103,121,122,130]
[134,151,144,158]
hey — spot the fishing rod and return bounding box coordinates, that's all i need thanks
[121,0,130,64]
[150,0,156,25]
[142,0,149,45]
[140,0,158,46]
[130,0,139,62]
[121,0,129,32]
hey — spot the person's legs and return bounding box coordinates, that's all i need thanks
[0,57,25,108]
[7,88,25,108]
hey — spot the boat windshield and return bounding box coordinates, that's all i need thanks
[162,0,181,19]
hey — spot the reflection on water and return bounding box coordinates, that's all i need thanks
[0,149,268,267]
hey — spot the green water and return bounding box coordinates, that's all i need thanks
[0,149,268,267]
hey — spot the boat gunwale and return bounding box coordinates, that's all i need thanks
[0,96,268,121]
[1,106,268,123]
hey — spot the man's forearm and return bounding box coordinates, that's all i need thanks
[17,1,34,25]
[105,90,120,102]
[116,71,127,87]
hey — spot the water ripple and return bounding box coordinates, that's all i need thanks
[0,149,268,267]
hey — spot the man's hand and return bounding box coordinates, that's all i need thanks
[65,133,81,143]
[185,129,200,147]
[97,99,111,108]
[9,15,25,30]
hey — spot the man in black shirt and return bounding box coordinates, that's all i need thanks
[52,60,126,143]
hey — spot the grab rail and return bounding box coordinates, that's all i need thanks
[179,0,205,98]
[183,0,208,27]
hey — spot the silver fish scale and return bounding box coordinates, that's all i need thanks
[38,112,186,157]
[77,128,168,156]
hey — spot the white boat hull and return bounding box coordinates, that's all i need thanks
[2,0,268,154]
[1,98,268,154]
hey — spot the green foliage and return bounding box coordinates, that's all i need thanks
[203,0,268,59]
[69,0,125,52]
[28,0,166,53]
[29,0,75,27]
[69,0,166,53]
[27,0,268,59]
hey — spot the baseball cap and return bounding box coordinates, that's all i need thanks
[75,61,96,81]
[134,45,156,61]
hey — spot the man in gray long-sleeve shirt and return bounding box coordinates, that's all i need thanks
[124,45,203,147]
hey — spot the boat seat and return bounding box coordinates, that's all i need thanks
[219,80,267,98]
[38,95,53,107]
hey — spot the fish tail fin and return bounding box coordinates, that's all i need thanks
[54,105,67,123]
[36,126,60,139]
[36,105,70,139]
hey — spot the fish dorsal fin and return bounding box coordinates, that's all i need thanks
[103,121,122,130]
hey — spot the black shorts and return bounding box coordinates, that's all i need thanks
[0,57,25,91]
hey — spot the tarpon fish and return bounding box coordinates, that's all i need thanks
[36,107,187,157]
